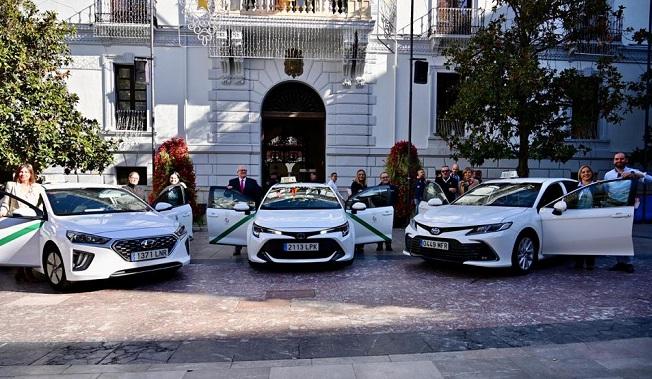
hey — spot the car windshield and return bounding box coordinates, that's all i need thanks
[260,186,341,210]
[47,188,150,216]
[453,182,542,208]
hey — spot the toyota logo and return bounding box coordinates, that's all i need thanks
[141,239,156,248]
[430,227,441,235]
[296,233,306,240]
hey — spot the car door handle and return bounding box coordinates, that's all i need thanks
[611,213,631,218]
[182,213,191,217]
[382,211,392,216]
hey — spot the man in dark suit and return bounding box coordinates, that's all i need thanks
[435,165,458,203]
[227,165,262,255]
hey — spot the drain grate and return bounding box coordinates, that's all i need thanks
[265,289,316,299]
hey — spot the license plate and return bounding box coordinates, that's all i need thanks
[131,248,169,262]
[284,242,319,252]
[420,240,449,250]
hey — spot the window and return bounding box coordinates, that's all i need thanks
[436,72,463,137]
[567,76,599,139]
[538,183,565,208]
[114,62,147,131]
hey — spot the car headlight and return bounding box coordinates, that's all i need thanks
[66,231,110,245]
[321,222,349,237]
[252,223,282,238]
[466,222,512,235]
[409,218,417,230]
[174,225,187,238]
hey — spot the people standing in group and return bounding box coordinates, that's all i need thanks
[458,167,479,196]
[574,164,597,270]
[435,165,459,203]
[227,165,262,256]
[349,169,367,197]
[603,152,652,273]
[327,172,338,193]
[123,171,146,201]
[0,163,46,217]
[376,172,397,252]
[413,168,427,212]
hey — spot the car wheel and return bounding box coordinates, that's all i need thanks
[248,260,266,270]
[44,247,71,291]
[511,233,537,274]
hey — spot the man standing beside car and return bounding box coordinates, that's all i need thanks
[227,165,262,255]
[603,152,652,273]
[435,165,458,203]
[123,171,146,201]
[376,172,397,252]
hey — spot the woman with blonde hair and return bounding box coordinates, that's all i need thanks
[0,163,45,217]
[349,169,367,197]
[458,167,479,196]
[574,164,597,270]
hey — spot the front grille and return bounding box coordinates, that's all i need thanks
[258,238,343,260]
[112,235,178,261]
[406,235,498,263]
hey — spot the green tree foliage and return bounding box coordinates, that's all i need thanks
[443,0,628,177]
[149,138,200,222]
[0,0,116,181]
[385,141,421,226]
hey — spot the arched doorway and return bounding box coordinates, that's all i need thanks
[261,81,326,185]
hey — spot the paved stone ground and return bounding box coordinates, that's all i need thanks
[0,226,650,368]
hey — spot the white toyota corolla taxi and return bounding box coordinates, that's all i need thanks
[207,182,394,266]
[405,178,637,274]
[0,184,190,289]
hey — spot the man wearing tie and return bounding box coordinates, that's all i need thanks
[227,165,262,255]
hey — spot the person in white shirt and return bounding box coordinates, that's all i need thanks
[603,152,652,273]
[327,172,338,193]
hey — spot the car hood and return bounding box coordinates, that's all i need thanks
[254,209,347,230]
[417,205,529,226]
[55,211,178,237]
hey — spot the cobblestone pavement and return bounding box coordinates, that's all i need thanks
[0,226,650,367]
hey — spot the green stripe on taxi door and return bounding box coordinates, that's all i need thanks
[210,214,255,244]
[347,213,391,242]
[0,221,43,247]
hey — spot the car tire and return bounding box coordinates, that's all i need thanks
[44,247,71,291]
[248,260,266,270]
[511,233,537,275]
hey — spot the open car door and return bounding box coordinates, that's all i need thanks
[345,185,394,245]
[0,189,45,267]
[539,179,636,256]
[207,186,256,246]
[153,184,193,238]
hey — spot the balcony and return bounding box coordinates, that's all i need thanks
[94,0,151,39]
[397,6,484,50]
[215,0,371,19]
[568,12,623,56]
[435,118,465,138]
[115,110,147,132]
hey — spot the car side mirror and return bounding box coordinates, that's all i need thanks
[351,202,366,214]
[427,198,443,207]
[552,200,567,216]
[234,202,251,215]
[155,202,173,212]
[12,208,39,218]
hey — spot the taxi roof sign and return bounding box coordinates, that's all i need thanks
[280,176,297,184]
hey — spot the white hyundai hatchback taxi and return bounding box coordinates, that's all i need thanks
[404,178,637,274]
[0,184,190,289]
[207,183,394,266]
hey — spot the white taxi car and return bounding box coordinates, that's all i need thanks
[405,178,637,274]
[0,183,190,290]
[207,183,394,266]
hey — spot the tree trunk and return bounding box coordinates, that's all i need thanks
[518,130,530,178]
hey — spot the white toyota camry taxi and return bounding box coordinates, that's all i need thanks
[207,182,394,266]
[0,183,190,289]
[405,178,637,274]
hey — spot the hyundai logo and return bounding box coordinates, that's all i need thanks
[141,239,156,248]
[296,233,306,240]
[430,227,441,235]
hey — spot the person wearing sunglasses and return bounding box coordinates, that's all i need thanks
[435,165,458,203]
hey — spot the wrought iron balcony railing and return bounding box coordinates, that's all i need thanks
[569,12,623,56]
[435,118,465,138]
[115,110,147,131]
[95,0,151,24]
[213,0,370,19]
[398,7,484,38]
